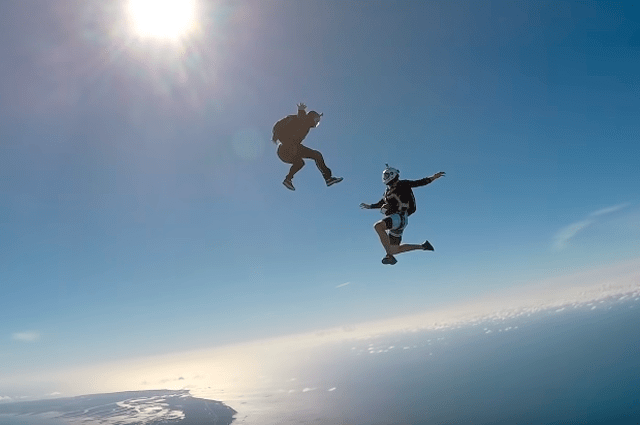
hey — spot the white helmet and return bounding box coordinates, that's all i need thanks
[382,164,399,184]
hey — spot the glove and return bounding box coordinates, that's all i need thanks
[297,102,307,111]
[433,171,446,179]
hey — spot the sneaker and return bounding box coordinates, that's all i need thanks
[325,176,343,187]
[283,179,295,191]
[382,254,397,265]
[422,240,434,251]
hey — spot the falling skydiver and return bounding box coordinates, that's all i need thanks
[272,103,343,191]
[360,165,445,265]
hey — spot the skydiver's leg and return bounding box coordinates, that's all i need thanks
[297,144,332,180]
[374,220,394,256]
[277,144,305,181]
[390,242,426,255]
[376,214,431,263]
[286,158,305,181]
[384,233,422,255]
[377,213,407,256]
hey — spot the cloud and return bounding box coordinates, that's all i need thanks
[590,203,630,217]
[335,282,350,289]
[159,376,186,384]
[0,396,13,401]
[553,219,593,250]
[12,331,40,342]
[553,203,630,250]
[16,258,638,404]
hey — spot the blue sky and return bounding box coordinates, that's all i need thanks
[2,0,640,384]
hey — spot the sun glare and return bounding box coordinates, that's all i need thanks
[127,0,197,40]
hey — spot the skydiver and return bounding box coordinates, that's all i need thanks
[360,165,445,265]
[272,103,343,191]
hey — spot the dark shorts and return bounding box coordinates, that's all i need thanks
[388,233,402,246]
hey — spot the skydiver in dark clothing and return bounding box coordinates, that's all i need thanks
[360,165,445,265]
[272,103,343,191]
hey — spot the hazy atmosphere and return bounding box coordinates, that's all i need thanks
[2,1,640,422]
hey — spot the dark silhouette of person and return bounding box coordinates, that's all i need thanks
[272,103,342,191]
[360,165,445,265]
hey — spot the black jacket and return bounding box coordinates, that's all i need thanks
[272,109,313,145]
[370,177,434,216]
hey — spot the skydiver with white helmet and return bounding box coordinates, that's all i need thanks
[272,103,343,191]
[360,165,445,265]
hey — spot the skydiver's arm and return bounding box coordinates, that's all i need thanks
[297,102,307,118]
[407,171,446,187]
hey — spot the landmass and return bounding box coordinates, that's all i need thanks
[0,389,236,425]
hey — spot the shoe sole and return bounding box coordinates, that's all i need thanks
[283,182,295,191]
[326,177,343,187]
[382,257,397,265]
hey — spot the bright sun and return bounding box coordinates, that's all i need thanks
[127,0,197,40]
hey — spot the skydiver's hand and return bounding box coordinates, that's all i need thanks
[297,102,307,111]
[360,203,372,209]
[432,171,446,180]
